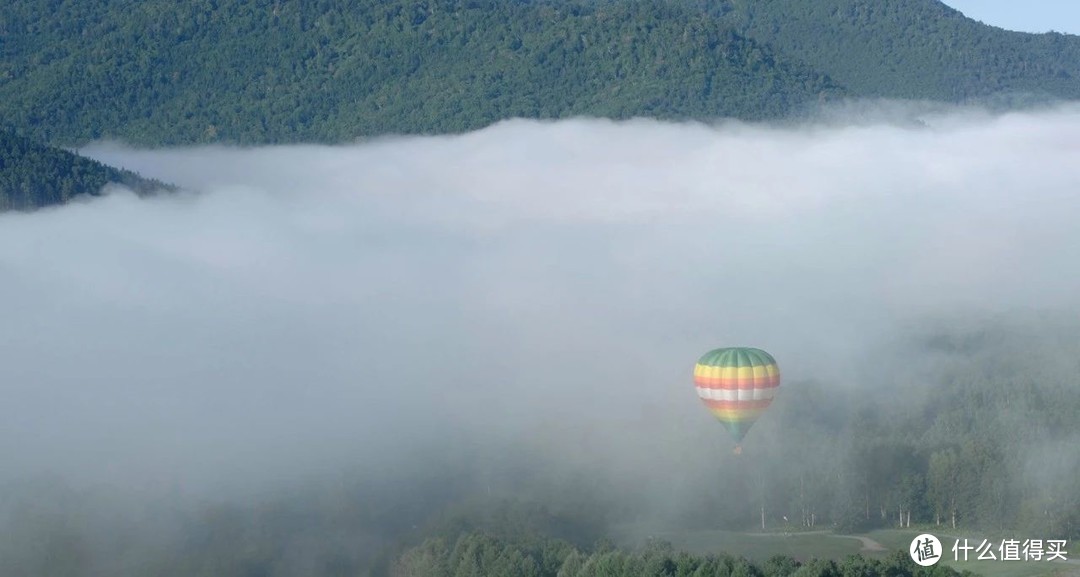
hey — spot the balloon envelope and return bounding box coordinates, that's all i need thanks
[693,347,780,444]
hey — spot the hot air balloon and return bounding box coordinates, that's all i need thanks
[693,347,779,454]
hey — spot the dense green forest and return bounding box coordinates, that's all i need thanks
[0,0,839,146]
[1,316,1077,576]
[5,0,1080,148]
[0,129,173,210]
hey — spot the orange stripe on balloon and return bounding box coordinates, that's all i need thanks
[701,398,774,411]
[693,375,780,389]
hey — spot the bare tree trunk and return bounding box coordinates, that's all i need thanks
[951,509,956,529]
[801,476,807,528]
[761,505,765,530]
[906,510,911,528]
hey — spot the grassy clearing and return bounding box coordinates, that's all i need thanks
[613,526,871,562]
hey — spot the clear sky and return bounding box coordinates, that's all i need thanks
[941,1,1080,35]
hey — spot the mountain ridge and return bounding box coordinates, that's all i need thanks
[718,0,1080,102]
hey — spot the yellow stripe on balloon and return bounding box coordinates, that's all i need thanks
[708,406,770,422]
[694,364,778,378]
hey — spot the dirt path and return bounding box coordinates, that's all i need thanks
[743,531,887,553]
[743,530,832,537]
[832,534,887,552]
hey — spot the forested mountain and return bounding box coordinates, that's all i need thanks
[717,0,1080,102]
[0,0,839,146]
[5,0,1080,149]
[0,129,173,211]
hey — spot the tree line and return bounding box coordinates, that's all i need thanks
[391,532,974,577]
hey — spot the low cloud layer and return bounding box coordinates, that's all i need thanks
[3,104,1080,498]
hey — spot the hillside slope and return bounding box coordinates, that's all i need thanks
[719,0,1080,101]
[0,130,173,211]
[0,0,840,146]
